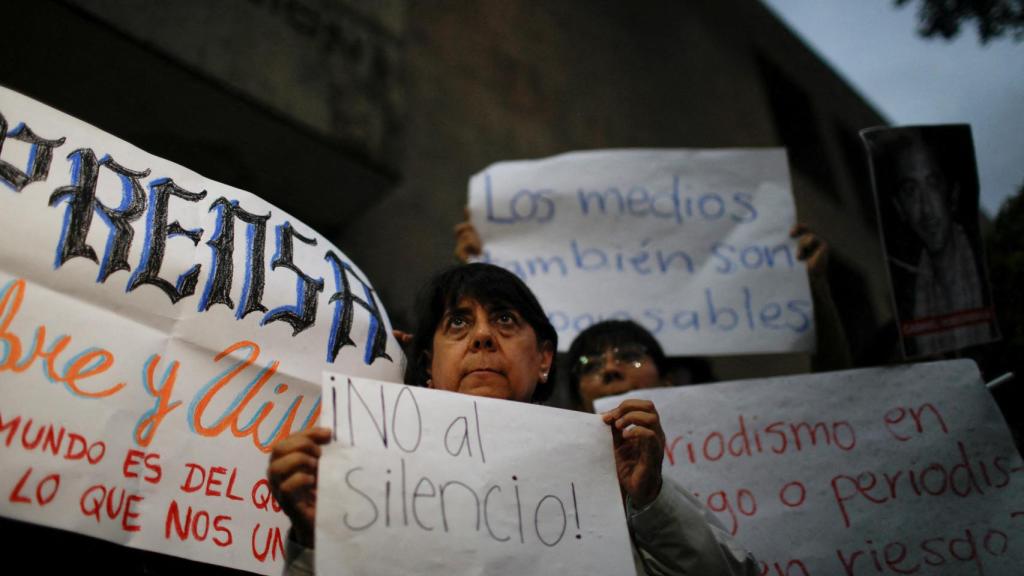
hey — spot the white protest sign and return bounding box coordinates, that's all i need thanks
[595,360,1024,575]
[317,374,635,576]
[468,149,814,356]
[0,85,404,574]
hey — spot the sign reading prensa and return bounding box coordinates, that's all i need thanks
[0,85,404,575]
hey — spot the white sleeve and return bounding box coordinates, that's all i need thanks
[627,477,758,576]
[283,530,315,576]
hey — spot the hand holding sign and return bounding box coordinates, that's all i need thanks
[267,427,332,547]
[790,223,828,283]
[454,206,483,262]
[603,399,667,507]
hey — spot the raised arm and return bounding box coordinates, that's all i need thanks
[453,206,483,263]
[791,224,853,371]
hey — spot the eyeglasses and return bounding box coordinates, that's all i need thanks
[574,345,648,377]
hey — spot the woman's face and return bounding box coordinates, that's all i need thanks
[575,344,666,412]
[428,297,553,402]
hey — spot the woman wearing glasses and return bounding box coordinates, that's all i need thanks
[565,319,755,574]
[567,319,713,413]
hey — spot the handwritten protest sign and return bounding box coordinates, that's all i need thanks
[467,149,814,355]
[317,374,635,576]
[595,360,1024,575]
[0,85,404,574]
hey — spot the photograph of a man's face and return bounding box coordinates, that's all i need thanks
[861,125,999,357]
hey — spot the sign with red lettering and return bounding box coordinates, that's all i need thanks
[595,360,1024,576]
[0,85,404,574]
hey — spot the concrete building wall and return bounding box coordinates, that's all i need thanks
[4,0,896,391]
[333,0,894,384]
[64,0,407,170]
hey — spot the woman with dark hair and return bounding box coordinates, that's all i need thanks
[404,262,559,403]
[456,216,852,373]
[269,263,755,575]
[567,319,715,412]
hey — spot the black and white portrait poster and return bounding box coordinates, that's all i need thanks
[861,124,999,358]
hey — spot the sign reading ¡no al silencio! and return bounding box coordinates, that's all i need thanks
[317,375,635,576]
[0,85,404,575]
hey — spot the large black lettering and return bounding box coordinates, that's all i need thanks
[49,150,149,281]
[324,251,390,365]
[127,179,207,303]
[199,197,269,318]
[0,113,65,192]
[262,222,324,335]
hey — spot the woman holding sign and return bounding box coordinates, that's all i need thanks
[457,214,852,374]
[269,263,756,575]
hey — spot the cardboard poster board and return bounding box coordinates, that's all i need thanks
[596,360,1024,575]
[0,85,404,574]
[468,149,815,356]
[317,374,635,576]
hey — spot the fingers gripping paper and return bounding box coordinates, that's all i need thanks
[317,374,635,576]
[0,86,404,574]
[468,149,814,356]
[595,360,1024,575]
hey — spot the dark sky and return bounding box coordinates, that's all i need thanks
[762,0,1024,215]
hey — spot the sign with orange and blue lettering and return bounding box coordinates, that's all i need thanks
[0,85,404,574]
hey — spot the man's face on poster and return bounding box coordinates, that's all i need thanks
[894,146,954,254]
